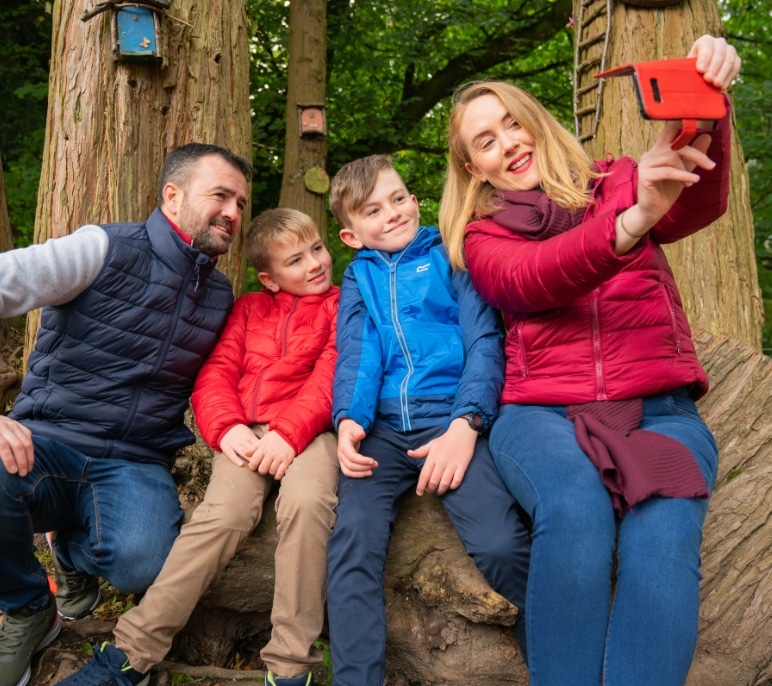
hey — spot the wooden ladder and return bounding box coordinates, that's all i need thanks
[573,0,612,143]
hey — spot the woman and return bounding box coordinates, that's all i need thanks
[439,35,740,686]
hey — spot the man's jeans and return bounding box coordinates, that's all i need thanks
[0,434,182,615]
[490,391,719,686]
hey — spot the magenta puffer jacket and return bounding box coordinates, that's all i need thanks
[464,115,730,406]
[192,286,340,454]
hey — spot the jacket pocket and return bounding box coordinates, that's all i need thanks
[511,321,529,379]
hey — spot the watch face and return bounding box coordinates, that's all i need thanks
[465,412,484,432]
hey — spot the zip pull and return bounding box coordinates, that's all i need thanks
[194,264,201,291]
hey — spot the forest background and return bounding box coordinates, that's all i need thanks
[1,0,770,351]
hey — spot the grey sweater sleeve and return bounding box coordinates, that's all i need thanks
[0,225,109,317]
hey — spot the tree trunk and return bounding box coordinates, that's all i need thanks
[572,0,763,351]
[686,330,772,686]
[278,0,329,238]
[25,0,252,361]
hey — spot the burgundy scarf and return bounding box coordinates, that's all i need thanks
[490,190,584,240]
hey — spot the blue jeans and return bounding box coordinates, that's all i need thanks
[0,435,183,615]
[490,392,718,686]
[327,424,531,686]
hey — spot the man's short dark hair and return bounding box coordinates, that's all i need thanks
[157,143,253,203]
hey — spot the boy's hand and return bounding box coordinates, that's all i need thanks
[248,430,297,480]
[337,418,377,478]
[0,415,34,477]
[409,417,477,496]
[220,423,262,467]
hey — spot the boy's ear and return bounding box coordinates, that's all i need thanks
[339,228,364,250]
[258,271,280,292]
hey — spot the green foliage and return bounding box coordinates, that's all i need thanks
[0,1,51,247]
[2,0,770,343]
[722,0,772,352]
[247,0,573,269]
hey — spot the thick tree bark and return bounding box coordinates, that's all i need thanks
[279,0,328,236]
[573,0,763,351]
[25,0,252,360]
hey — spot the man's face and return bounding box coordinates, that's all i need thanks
[163,155,249,257]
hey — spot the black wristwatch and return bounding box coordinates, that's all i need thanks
[459,412,485,433]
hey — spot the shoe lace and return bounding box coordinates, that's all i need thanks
[57,567,95,595]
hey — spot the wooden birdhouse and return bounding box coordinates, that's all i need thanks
[113,6,163,63]
[298,105,327,137]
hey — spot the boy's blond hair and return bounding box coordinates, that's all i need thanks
[329,155,401,229]
[439,80,598,271]
[245,208,320,272]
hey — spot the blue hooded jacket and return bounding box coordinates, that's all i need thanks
[333,225,504,434]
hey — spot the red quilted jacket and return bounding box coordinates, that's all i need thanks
[192,286,340,454]
[465,116,730,406]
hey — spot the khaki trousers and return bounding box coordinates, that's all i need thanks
[114,427,339,678]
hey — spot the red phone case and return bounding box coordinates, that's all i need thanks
[595,57,726,149]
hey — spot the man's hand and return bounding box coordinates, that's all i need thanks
[409,417,477,496]
[337,418,377,478]
[0,415,34,477]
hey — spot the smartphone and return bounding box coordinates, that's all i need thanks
[595,57,725,148]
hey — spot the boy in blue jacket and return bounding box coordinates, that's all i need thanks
[327,155,531,685]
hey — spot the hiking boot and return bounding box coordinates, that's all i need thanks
[46,532,101,620]
[266,671,314,686]
[0,596,61,686]
[57,642,149,686]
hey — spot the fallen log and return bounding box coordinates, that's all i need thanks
[171,329,771,685]
[37,330,772,685]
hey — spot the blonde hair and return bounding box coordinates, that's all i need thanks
[329,155,402,229]
[439,80,597,270]
[245,208,320,272]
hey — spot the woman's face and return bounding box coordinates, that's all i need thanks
[460,93,542,193]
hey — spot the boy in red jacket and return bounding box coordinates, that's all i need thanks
[59,209,340,686]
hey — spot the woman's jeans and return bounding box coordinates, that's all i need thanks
[490,392,718,686]
[0,434,183,615]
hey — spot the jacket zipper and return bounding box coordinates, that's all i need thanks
[513,321,529,378]
[590,288,607,400]
[119,260,194,438]
[250,297,298,420]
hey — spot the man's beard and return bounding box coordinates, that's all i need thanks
[191,224,231,257]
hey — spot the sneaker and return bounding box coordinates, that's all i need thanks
[0,596,62,686]
[266,671,314,686]
[57,642,149,686]
[45,532,101,620]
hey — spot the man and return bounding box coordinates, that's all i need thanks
[0,143,251,686]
